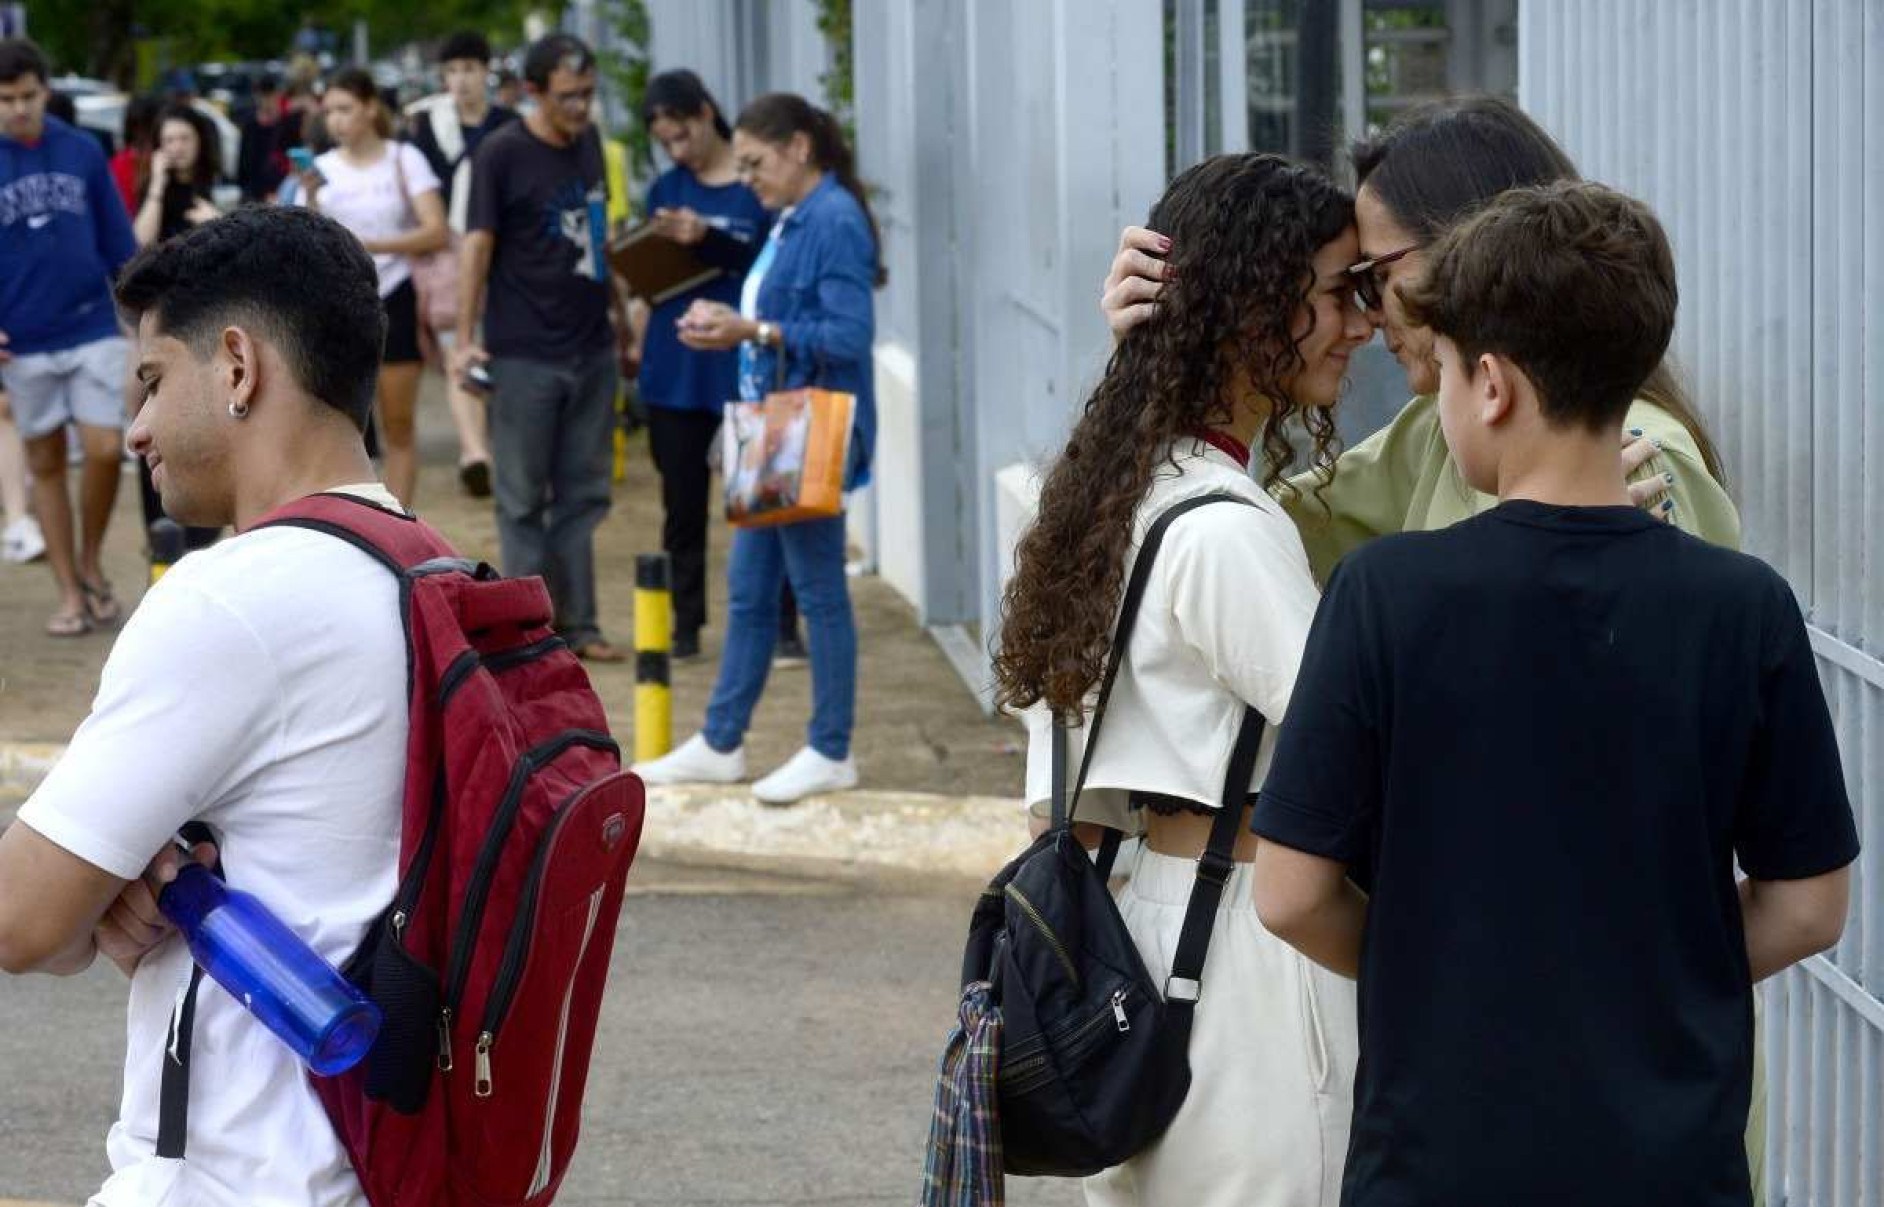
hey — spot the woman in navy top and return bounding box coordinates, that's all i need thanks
[635,91,882,807]
[636,70,770,658]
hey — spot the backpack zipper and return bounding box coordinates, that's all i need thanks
[437,634,566,711]
[1001,985,1136,1096]
[476,883,604,1103]
[439,729,617,1067]
[437,649,480,709]
[528,888,604,1196]
[1003,882,1081,987]
[483,633,567,674]
[475,786,587,1044]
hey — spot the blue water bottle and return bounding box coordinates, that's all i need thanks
[158,863,381,1076]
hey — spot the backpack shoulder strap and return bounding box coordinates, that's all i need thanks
[1052,492,1259,829]
[156,822,226,1161]
[251,492,462,576]
[1162,704,1264,1010]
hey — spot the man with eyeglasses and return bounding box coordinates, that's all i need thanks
[456,33,629,663]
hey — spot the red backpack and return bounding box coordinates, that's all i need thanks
[157,493,645,1206]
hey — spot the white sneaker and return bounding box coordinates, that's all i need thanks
[1,516,45,564]
[751,746,858,806]
[631,733,747,785]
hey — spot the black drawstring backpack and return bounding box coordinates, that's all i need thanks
[958,493,1265,1177]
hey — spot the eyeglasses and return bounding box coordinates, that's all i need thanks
[1345,243,1420,312]
[548,86,596,110]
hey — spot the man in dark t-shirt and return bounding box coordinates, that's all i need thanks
[1251,183,1858,1207]
[456,32,626,663]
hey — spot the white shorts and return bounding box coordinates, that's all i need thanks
[1085,848,1359,1207]
[5,336,129,440]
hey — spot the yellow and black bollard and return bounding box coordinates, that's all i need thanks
[149,518,185,584]
[633,553,673,763]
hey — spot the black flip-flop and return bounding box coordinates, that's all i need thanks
[81,579,121,627]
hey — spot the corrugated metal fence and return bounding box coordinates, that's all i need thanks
[1523,2,1881,1202]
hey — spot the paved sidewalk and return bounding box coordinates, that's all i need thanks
[0,379,1029,860]
[0,381,1068,1207]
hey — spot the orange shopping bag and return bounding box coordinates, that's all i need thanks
[721,388,856,528]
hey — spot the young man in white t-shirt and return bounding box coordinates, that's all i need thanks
[0,206,407,1207]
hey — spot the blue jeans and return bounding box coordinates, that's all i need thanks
[487,350,619,646]
[703,515,856,760]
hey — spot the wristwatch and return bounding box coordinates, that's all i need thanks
[755,320,776,347]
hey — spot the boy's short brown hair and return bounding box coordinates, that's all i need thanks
[1398,180,1677,432]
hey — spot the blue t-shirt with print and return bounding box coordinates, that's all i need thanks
[636,167,769,415]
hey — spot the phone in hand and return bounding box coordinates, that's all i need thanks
[288,147,323,184]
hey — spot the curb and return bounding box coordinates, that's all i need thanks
[640,782,1025,882]
[0,742,1026,882]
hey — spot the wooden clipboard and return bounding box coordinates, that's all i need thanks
[605,223,723,304]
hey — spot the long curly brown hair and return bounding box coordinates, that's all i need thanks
[993,153,1353,719]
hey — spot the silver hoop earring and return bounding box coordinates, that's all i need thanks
[229,399,251,420]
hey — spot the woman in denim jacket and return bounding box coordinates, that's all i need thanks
[637,91,882,806]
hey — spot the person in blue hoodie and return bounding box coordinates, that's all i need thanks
[635,91,881,807]
[0,39,138,638]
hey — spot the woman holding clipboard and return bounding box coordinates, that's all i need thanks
[630,71,771,662]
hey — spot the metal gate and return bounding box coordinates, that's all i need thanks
[1524,2,1882,1201]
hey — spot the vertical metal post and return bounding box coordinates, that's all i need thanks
[149,519,185,584]
[1217,0,1249,152]
[1174,0,1207,170]
[1338,0,1367,165]
[632,554,673,763]
[1294,0,1339,165]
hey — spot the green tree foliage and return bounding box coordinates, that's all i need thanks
[24,0,532,87]
[814,0,852,141]
[598,0,653,187]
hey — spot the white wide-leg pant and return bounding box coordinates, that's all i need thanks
[1084,848,1359,1207]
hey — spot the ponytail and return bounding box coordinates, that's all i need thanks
[737,92,886,286]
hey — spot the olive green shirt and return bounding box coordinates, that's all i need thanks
[1283,394,1742,579]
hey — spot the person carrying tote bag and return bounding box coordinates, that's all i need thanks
[991,153,1372,1207]
[634,92,882,808]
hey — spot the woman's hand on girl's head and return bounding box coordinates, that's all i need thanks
[1101,225,1174,342]
[1620,430,1675,520]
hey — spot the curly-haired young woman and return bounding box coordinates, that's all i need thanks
[996,153,1371,1207]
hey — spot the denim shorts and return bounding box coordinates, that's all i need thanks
[4,335,130,439]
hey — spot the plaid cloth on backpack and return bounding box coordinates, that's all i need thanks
[919,980,1005,1206]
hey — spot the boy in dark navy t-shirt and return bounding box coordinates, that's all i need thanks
[1250,181,1859,1207]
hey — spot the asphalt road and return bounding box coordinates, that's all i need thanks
[0,858,1083,1207]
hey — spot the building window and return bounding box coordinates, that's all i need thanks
[1168,0,1523,176]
